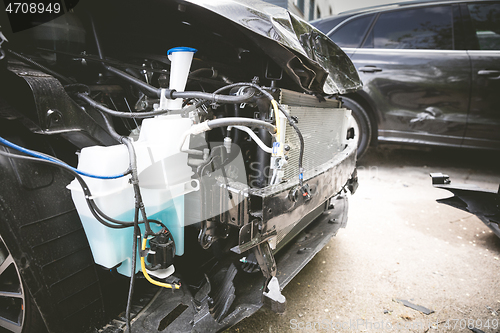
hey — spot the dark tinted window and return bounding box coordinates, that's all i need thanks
[468,3,500,50]
[329,15,374,48]
[370,6,453,49]
[312,16,351,34]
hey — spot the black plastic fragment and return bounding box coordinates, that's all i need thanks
[297,247,311,254]
[469,328,485,333]
[393,299,434,315]
[431,175,500,238]
[209,263,238,322]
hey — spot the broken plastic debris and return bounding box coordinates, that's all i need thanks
[486,305,498,316]
[263,276,286,312]
[393,298,434,315]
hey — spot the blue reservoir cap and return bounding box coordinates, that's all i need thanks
[167,47,197,55]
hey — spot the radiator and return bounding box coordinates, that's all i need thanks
[279,89,351,181]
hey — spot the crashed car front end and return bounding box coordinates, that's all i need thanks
[0,1,361,332]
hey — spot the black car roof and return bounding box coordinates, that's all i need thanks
[337,0,457,15]
[311,0,486,23]
[310,0,487,34]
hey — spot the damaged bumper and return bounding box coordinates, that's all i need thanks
[117,195,350,333]
[431,173,500,238]
[104,141,357,333]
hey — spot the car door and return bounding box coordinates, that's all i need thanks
[349,4,471,147]
[462,2,500,149]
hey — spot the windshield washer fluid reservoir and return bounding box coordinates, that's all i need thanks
[68,115,198,277]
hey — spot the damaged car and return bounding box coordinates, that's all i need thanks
[312,0,500,157]
[0,0,361,332]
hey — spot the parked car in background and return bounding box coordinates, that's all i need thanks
[312,0,500,157]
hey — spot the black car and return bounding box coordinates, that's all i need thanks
[0,0,359,332]
[312,0,500,157]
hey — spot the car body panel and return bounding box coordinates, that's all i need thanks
[184,0,362,95]
[350,48,471,146]
[466,50,500,147]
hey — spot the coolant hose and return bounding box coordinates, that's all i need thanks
[206,117,276,133]
[179,117,276,153]
[170,90,254,104]
[210,82,305,184]
[229,126,273,154]
[104,65,160,97]
[78,93,173,118]
[102,64,255,105]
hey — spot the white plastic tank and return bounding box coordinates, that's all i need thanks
[68,115,198,276]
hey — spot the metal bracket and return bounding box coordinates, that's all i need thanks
[252,241,276,279]
[230,224,277,254]
[347,168,359,194]
[254,242,286,314]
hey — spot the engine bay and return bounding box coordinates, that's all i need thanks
[0,1,360,331]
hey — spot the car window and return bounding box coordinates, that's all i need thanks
[311,16,352,35]
[368,6,453,49]
[468,3,500,50]
[329,15,374,48]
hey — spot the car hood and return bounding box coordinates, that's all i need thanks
[0,0,362,95]
[184,0,362,95]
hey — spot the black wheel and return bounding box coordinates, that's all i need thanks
[0,127,106,333]
[342,97,372,159]
[0,236,45,333]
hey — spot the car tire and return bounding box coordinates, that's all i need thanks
[0,132,106,333]
[342,97,372,159]
[0,236,47,333]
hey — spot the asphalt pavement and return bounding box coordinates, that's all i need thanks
[226,144,500,333]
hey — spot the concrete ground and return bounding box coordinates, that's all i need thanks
[226,144,500,333]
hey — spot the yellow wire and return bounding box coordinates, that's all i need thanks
[271,99,281,154]
[140,238,180,289]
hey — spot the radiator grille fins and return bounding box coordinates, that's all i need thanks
[283,105,349,181]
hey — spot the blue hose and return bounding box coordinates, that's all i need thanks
[0,136,128,179]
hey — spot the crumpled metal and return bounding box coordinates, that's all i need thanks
[185,0,362,95]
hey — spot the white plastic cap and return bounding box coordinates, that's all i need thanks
[165,47,197,110]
